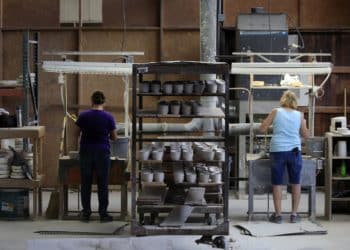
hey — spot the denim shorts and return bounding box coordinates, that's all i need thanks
[270,150,302,185]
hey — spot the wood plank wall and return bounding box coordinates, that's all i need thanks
[0,0,349,186]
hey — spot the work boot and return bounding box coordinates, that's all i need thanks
[100,213,113,223]
[79,212,90,223]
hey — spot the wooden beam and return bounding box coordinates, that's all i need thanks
[332,66,350,74]
[300,106,350,114]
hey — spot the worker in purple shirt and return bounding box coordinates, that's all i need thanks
[76,91,117,222]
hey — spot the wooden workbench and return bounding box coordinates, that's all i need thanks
[0,126,45,219]
[58,156,129,220]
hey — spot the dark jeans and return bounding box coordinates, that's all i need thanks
[79,149,110,216]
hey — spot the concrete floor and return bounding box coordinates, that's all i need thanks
[0,190,349,250]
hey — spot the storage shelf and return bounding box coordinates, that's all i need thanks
[0,177,42,188]
[137,92,225,97]
[251,85,312,90]
[331,197,350,201]
[137,136,225,142]
[137,108,225,118]
[332,157,350,160]
[325,132,350,220]
[132,61,229,236]
[332,176,350,180]
[137,159,224,163]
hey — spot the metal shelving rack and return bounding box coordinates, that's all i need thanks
[325,132,350,220]
[22,31,40,127]
[131,61,230,236]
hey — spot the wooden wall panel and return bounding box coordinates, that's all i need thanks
[300,0,350,28]
[80,31,159,122]
[163,0,199,27]
[37,31,78,186]
[104,0,160,27]
[223,0,298,27]
[2,32,23,112]
[163,31,199,61]
[3,0,59,27]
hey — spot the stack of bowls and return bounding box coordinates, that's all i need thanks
[0,155,9,179]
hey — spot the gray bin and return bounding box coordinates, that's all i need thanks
[111,137,129,159]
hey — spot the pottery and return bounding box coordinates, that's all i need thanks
[194,81,205,94]
[215,149,225,161]
[184,82,194,94]
[141,171,154,182]
[154,171,165,182]
[206,80,217,93]
[162,82,173,94]
[158,101,169,115]
[173,171,185,184]
[150,80,161,93]
[151,150,163,161]
[191,101,201,115]
[173,82,184,94]
[201,149,215,161]
[170,101,181,115]
[216,80,225,93]
[170,149,181,161]
[182,150,193,161]
[186,173,197,183]
[139,81,150,93]
[139,149,151,161]
[181,102,192,115]
[186,187,205,203]
[199,172,210,183]
[211,172,222,183]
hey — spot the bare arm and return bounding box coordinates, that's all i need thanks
[300,113,309,138]
[259,109,277,133]
[110,129,117,141]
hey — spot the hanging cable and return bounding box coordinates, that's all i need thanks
[121,0,127,52]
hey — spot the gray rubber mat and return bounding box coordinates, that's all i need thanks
[235,220,327,237]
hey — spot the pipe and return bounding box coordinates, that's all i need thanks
[116,122,272,136]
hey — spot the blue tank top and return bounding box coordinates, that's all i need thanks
[269,107,301,152]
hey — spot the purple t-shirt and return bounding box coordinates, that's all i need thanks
[76,109,116,152]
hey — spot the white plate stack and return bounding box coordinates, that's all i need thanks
[24,152,33,173]
[14,139,23,152]
[0,157,9,179]
[10,165,25,179]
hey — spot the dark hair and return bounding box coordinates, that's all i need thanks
[91,91,105,105]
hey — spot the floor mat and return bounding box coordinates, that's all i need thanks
[235,220,327,237]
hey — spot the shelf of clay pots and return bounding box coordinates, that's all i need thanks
[136,109,225,118]
[137,159,225,163]
[137,136,225,142]
[141,181,167,187]
[137,92,226,97]
[174,182,224,187]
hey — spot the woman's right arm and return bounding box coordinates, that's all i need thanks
[259,109,277,133]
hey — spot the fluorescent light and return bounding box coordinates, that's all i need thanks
[231,62,333,75]
[42,61,132,75]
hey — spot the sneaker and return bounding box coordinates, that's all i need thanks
[100,214,113,223]
[290,214,301,223]
[79,213,90,223]
[269,213,282,224]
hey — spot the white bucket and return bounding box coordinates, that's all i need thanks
[337,141,347,157]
